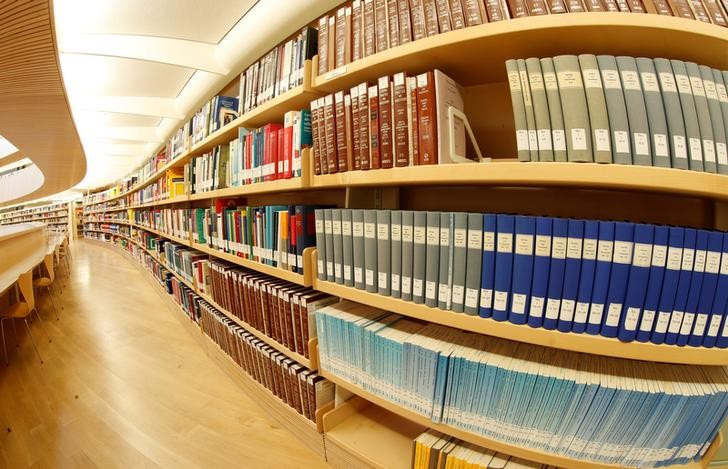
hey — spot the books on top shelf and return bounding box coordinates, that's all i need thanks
[315,208,728,348]
[316,300,728,467]
[507,55,728,172]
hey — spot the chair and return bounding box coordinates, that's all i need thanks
[58,236,71,276]
[34,253,59,320]
[0,270,50,365]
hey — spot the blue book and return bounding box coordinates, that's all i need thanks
[617,224,654,342]
[665,228,696,345]
[601,222,635,338]
[651,227,685,344]
[509,216,536,325]
[586,221,615,335]
[479,214,497,318]
[678,230,710,346]
[636,226,668,342]
[543,218,568,330]
[689,231,722,346]
[707,234,728,348]
[492,214,515,321]
[528,217,552,328]
[573,221,599,334]
[558,219,584,332]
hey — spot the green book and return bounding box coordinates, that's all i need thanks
[518,59,538,161]
[506,59,530,162]
[597,55,632,165]
[686,61,716,173]
[617,56,652,166]
[526,57,554,162]
[541,57,567,162]
[637,58,670,168]
[579,54,612,163]
[553,55,593,162]
[654,58,689,169]
[671,60,704,172]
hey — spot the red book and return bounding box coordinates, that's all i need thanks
[350,86,362,170]
[378,76,394,168]
[335,91,350,172]
[393,73,409,167]
[408,76,420,165]
[323,94,339,173]
[358,83,370,170]
[276,127,284,180]
[283,114,294,179]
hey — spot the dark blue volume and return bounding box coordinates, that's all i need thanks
[543,218,568,330]
[665,228,696,345]
[557,219,584,333]
[509,216,535,325]
[601,222,635,338]
[528,217,552,328]
[651,227,685,344]
[636,226,668,342]
[617,224,653,343]
[573,220,599,334]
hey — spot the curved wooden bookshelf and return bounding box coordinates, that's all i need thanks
[320,369,723,469]
[311,250,728,366]
[312,13,728,93]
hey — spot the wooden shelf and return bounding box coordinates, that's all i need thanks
[128,196,188,209]
[311,250,728,365]
[312,14,728,93]
[321,370,723,469]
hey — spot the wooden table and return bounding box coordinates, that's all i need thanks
[0,223,64,295]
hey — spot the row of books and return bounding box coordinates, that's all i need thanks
[509,55,728,171]
[132,208,190,241]
[316,301,728,467]
[127,168,185,206]
[314,208,728,348]
[312,69,474,175]
[412,429,548,469]
[202,260,337,358]
[0,203,67,221]
[161,241,206,285]
[183,110,312,194]
[200,303,333,423]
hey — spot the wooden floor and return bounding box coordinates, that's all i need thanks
[0,240,331,469]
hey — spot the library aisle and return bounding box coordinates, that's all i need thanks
[0,240,330,469]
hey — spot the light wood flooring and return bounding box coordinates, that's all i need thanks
[0,240,331,469]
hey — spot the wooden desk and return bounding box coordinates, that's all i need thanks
[0,223,62,295]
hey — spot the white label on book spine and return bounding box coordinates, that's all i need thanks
[315,218,324,233]
[327,261,334,275]
[344,265,352,281]
[634,132,649,156]
[668,311,684,333]
[414,226,426,245]
[334,263,342,278]
[634,242,652,267]
[391,273,400,291]
[520,71,531,105]
[529,297,544,317]
[401,276,411,294]
[674,135,687,159]
[364,222,376,239]
[552,236,567,259]
[614,131,629,154]
[614,241,633,264]
[717,143,728,166]
[690,76,706,96]
[528,130,538,151]
[511,294,526,314]
[333,220,342,235]
[516,130,529,151]
[343,220,352,236]
[723,319,728,338]
[652,244,667,267]
[658,72,677,93]
[571,128,587,150]
[567,237,582,259]
[426,226,438,245]
[478,288,491,308]
[654,312,670,333]
[682,248,695,270]
[544,72,558,90]
[706,250,720,274]
[515,234,533,255]
[378,223,389,241]
[574,303,589,323]
[560,300,575,321]
[594,129,610,152]
[529,72,545,90]
[601,70,620,89]
[588,303,604,324]
[639,310,655,331]
[536,235,551,256]
[624,307,640,330]
[452,284,465,305]
[413,278,423,296]
[693,314,708,336]
[507,71,521,91]
[557,71,583,89]
[582,69,602,88]
[493,291,508,311]
[621,71,641,91]
[640,72,659,92]
[552,130,566,151]
[391,223,401,241]
[680,313,695,335]
[439,227,449,246]
[425,281,436,300]
[689,137,702,161]
[482,231,494,251]
[438,283,449,301]
[708,315,722,337]
[721,251,728,275]
[654,134,668,157]
[465,288,479,309]
[704,140,716,163]
[545,299,560,319]
[717,83,728,102]
[695,250,707,272]
[365,269,374,286]
[537,129,552,150]
[355,267,363,283]
[379,272,388,289]
[704,79,717,99]
[605,303,622,326]
[583,239,597,260]
[497,233,513,253]
[468,229,482,250]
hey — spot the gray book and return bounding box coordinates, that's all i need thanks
[464,213,484,316]
[401,210,414,301]
[654,58,689,169]
[553,55,592,162]
[425,211,440,308]
[506,59,530,162]
[636,58,670,168]
[597,55,632,165]
[352,209,366,290]
[518,58,538,161]
[412,211,427,304]
[579,54,612,163]
[391,210,403,299]
[450,212,468,313]
[314,209,327,281]
[671,60,704,172]
[617,56,652,166]
[716,70,728,160]
[376,210,391,296]
[437,212,454,310]
[526,57,554,162]
[332,209,344,284]
[686,61,716,173]
[341,209,354,287]
[364,210,378,293]
[323,209,335,282]
[701,65,728,174]
[540,57,567,162]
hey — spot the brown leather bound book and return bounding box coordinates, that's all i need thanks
[352,1,363,61]
[702,0,728,24]
[358,83,371,170]
[645,0,674,14]
[527,0,550,14]
[407,76,420,165]
[614,0,631,11]
[602,0,621,9]
[410,0,427,40]
[318,98,329,174]
[625,0,647,11]
[324,94,339,173]
[335,8,347,69]
[387,0,400,47]
[564,0,587,11]
[666,0,695,16]
[449,0,468,28]
[311,98,322,175]
[350,86,362,170]
[463,0,485,25]
[398,0,413,43]
[363,0,376,57]
[583,0,606,10]
[378,76,394,168]
[687,0,713,20]
[416,72,437,165]
[545,0,568,12]
[344,94,354,172]
[317,17,329,76]
[375,0,389,53]
[507,0,530,17]
[334,91,350,172]
[423,0,441,35]
[368,85,381,169]
[484,0,506,20]
[435,0,453,31]
[328,16,336,72]
[393,73,410,166]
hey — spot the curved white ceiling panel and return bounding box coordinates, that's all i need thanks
[0,165,45,205]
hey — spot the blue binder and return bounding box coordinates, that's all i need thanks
[601,221,635,338]
[707,234,728,348]
[557,219,584,333]
[528,217,552,328]
[636,226,668,342]
[479,214,497,318]
[689,231,722,346]
[678,230,708,346]
[543,218,568,330]
[651,227,685,344]
[509,216,535,325]
[573,220,599,334]
[586,221,615,335]
[617,223,654,342]
[492,214,515,321]
[665,228,696,345]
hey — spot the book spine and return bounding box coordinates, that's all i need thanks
[671,60,704,171]
[364,210,378,292]
[527,0,551,14]
[391,210,403,298]
[635,226,668,342]
[408,76,420,165]
[324,94,339,174]
[425,211,441,307]
[617,56,652,166]
[412,211,428,303]
[492,214,515,321]
[702,0,728,25]
[401,211,415,301]
[332,209,344,284]
[375,0,389,53]
[687,0,712,21]
[484,0,507,19]
[649,0,675,13]
[540,58,567,161]
[393,73,410,167]
[463,0,486,22]
[510,216,535,325]
[437,212,453,309]
[667,0,696,16]
[317,17,328,76]
[352,1,363,62]
[387,0,401,47]
[417,71,438,165]
[637,58,671,168]
[311,99,322,175]
[597,55,631,165]
[398,0,414,43]
[464,213,484,315]
[364,0,376,57]
[655,59,688,169]
[334,91,349,172]
[353,210,366,290]
[358,83,371,170]
[618,224,653,342]
[506,60,530,162]
[369,85,381,169]
[410,0,427,40]
[343,95,354,172]
[625,0,646,11]
[557,219,584,332]
[335,8,347,69]
[377,210,392,296]
[687,61,717,172]
[436,0,454,30]
[508,0,531,16]
[586,221,615,335]
[328,16,336,73]
[526,58,554,162]
[423,0,441,35]
[351,86,362,171]
[573,220,598,333]
[379,76,394,168]
[449,0,468,28]
[518,59,538,161]
[579,54,612,163]
[700,65,728,174]
[554,55,593,162]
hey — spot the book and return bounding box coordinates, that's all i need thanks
[387,0,401,47]
[464,213,483,315]
[671,59,705,171]
[393,73,410,167]
[399,0,414,43]
[677,229,708,346]
[651,227,684,344]
[686,61,716,173]
[579,54,612,163]
[332,209,344,284]
[334,92,352,172]
[700,65,728,174]
[401,210,415,301]
[438,212,454,310]
[617,224,653,342]
[573,220,599,333]
[352,1,363,62]
[358,83,371,169]
[493,214,515,321]
[413,211,428,303]
[377,210,392,296]
[315,210,327,280]
[654,58,689,169]
[518,59,538,161]
[617,56,652,166]
[425,211,441,307]
[453,212,470,314]
[689,231,722,346]
[391,210,403,298]
[410,0,427,40]
[369,85,381,169]
[527,217,552,328]
[597,55,632,165]
[507,59,531,162]
[353,209,366,290]
[541,57,567,161]
[706,233,728,348]
[449,0,467,28]
[363,0,377,57]
[665,228,696,345]
[510,215,535,324]
[636,58,671,168]
[586,221,615,335]
[635,226,668,342]
[526,57,554,162]
[558,219,584,332]
[417,71,438,164]
[600,222,634,338]
[375,0,390,53]
[543,218,568,330]
[423,0,441,35]
[378,76,394,168]
[364,210,378,293]
[318,16,329,76]
[554,55,592,162]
